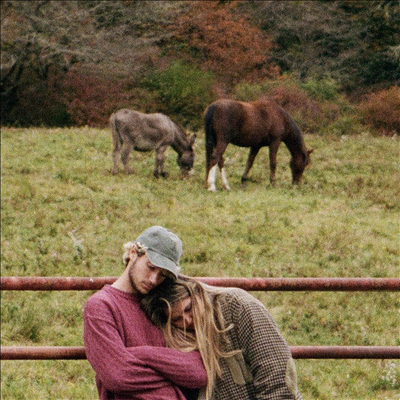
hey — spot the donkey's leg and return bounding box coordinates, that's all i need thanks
[112,147,120,175]
[154,146,168,178]
[241,147,260,188]
[268,141,281,186]
[121,142,134,174]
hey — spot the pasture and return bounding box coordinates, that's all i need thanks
[1,126,399,399]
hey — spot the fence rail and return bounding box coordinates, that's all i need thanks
[2,276,400,291]
[2,346,399,360]
[2,276,399,360]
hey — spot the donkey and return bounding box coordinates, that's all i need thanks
[110,109,196,178]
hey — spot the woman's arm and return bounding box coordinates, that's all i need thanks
[227,290,302,400]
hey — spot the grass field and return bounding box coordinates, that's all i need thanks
[1,126,399,399]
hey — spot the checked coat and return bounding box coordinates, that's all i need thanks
[207,288,303,400]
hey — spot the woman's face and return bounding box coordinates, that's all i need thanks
[170,296,194,330]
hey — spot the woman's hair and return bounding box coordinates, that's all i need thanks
[141,275,238,400]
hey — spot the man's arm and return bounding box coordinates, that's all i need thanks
[128,346,207,389]
[83,297,167,393]
[84,295,207,392]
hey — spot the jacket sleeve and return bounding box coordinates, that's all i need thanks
[83,296,167,393]
[129,346,207,388]
[229,290,302,400]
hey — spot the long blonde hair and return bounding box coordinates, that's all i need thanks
[141,275,238,400]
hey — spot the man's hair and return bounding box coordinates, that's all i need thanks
[141,275,239,400]
[122,241,175,280]
[122,241,148,266]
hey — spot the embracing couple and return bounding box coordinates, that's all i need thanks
[84,226,303,400]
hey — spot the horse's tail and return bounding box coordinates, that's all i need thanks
[204,103,217,172]
[110,112,123,151]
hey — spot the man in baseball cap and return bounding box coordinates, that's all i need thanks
[83,226,206,400]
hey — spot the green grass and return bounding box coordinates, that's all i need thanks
[1,127,399,399]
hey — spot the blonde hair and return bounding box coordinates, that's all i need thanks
[122,241,148,266]
[141,275,239,400]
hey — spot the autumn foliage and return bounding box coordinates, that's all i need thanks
[358,87,400,135]
[170,1,279,87]
[63,68,128,127]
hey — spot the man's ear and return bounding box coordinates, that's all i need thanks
[129,248,137,261]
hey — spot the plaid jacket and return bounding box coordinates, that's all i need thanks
[207,288,303,400]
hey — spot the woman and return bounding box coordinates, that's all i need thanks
[141,275,302,400]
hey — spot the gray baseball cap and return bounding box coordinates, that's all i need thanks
[135,226,182,279]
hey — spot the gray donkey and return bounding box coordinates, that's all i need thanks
[110,109,196,178]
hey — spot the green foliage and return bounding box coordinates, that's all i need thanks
[143,60,215,129]
[300,77,340,102]
[1,127,399,399]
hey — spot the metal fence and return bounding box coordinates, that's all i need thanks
[1,276,400,360]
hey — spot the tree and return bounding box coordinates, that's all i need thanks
[0,0,183,125]
[168,1,279,89]
[240,0,400,93]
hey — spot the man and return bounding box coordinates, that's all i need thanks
[83,226,207,400]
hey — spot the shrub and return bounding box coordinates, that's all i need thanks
[300,77,340,102]
[358,86,400,135]
[170,1,279,87]
[63,68,129,127]
[143,60,215,129]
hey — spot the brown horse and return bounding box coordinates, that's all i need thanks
[110,109,196,178]
[204,98,313,191]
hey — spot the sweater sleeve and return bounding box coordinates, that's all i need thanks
[83,295,169,393]
[129,346,207,388]
[228,290,302,400]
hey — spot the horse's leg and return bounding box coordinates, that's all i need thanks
[207,142,229,191]
[241,147,260,188]
[268,141,281,186]
[207,165,218,192]
[154,146,168,178]
[121,141,134,174]
[219,156,231,191]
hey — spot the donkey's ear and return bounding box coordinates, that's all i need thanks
[308,149,314,155]
[190,134,196,146]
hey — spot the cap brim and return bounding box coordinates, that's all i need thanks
[146,249,178,279]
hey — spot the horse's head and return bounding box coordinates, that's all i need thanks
[178,134,196,177]
[290,148,314,184]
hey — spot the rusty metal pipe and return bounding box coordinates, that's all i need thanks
[1,277,400,291]
[1,346,399,360]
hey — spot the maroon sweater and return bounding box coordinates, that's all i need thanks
[84,285,207,400]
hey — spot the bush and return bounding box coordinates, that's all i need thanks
[63,68,129,127]
[358,86,400,136]
[142,60,215,129]
[300,77,340,102]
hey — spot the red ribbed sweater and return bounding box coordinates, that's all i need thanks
[83,285,207,400]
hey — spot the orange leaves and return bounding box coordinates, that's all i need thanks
[171,1,278,86]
